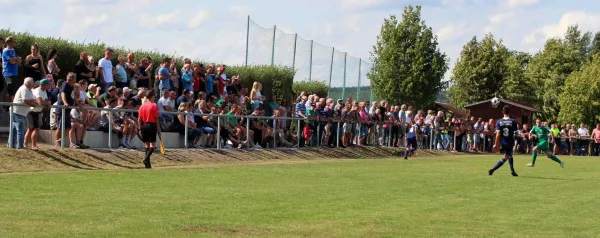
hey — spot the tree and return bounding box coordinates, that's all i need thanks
[526,25,591,120]
[368,5,448,109]
[500,51,538,106]
[589,32,600,58]
[447,34,510,108]
[558,54,600,125]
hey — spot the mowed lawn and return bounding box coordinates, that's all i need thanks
[1,155,600,237]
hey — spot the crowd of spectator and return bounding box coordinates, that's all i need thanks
[2,36,600,156]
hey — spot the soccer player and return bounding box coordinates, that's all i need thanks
[489,105,518,176]
[404,118,421,160]
[527,119,565,168]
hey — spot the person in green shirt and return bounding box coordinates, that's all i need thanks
[527,119,564,168]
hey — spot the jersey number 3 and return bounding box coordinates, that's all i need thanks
[502,128,510,137]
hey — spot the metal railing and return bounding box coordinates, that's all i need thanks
[3,102,599,156]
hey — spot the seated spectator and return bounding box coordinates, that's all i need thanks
[226,104,253,148]
[49,79,64,104]
[175,89,192,109]
[175,102,203,148]
[250,108,273,148]
[115,97,137,149]
[70,107,89,149]
[98,86,117,107]
[99,98,126,148]
[268,109,294,147]
[158,88,175,122]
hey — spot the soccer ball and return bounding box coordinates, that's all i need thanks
[491,97,501,108]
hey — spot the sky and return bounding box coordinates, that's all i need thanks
[5,0,600,76]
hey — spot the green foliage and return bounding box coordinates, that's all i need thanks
[526,25,591,120]
[368,5,448,109]
[227,65,295,104]
[292,81,328,98]
[558,54,600,125]
[0,29,295,104]
[448,34,511,108]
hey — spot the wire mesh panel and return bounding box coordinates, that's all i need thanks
[273,29,296,67]
[328,49,346,100]
[345,56,360,101]
[311,42,334,83]
[294,36,312,82]
[359,60,372,101]
[247,20,274,66]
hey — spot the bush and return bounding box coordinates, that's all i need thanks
[292,81,328,99]
[0,29,295,104]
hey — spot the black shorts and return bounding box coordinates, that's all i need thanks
[27,112,41,129]
[407,137,417,149]
[4,76,17,96]
[500,144,514,156]
[141,122,157,143]
[56,109,72,129]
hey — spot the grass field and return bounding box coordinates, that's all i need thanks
[1,154,599,237]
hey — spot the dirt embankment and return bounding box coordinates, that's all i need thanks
[0,136,462,173]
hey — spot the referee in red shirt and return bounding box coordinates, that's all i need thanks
[137,89,161,169]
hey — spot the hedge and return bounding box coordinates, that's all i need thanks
[0,29,294,103]
[292,81,328,98]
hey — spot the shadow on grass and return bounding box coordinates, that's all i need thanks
[81,152,136,169]
[35,150,96,170]
[519,175,583,181]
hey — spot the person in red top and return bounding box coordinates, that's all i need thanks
[137,89,161,169]
[592,124,600,156]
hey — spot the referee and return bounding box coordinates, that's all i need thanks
[137,89,161,169]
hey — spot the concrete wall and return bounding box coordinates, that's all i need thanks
[37,129,206,149]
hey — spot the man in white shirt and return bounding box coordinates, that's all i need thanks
[24,79,51,150]
[98,48,116,93]
[10,77,37,149]
[158,88,175,121]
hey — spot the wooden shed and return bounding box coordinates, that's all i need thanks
[464,98,541,126]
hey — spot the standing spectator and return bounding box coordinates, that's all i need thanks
[250,81,264,110]
[192,63,205,96]
[569,124,578,156]
[10,77,37,149]
[158,58,172,97]
[24,43,46,82]
[25,79,52,149]
[578,123,590,155]
[50,79,64,104]
[181,63,194,92]
[170,61,180,95]
[55,73,77,148]
[46,49,60,83]
[2,37,22,103]
[98,48,115,93]
[87,55,98,81]
[137,58,152,89]
[592,124,600,156]
[115,55,128,89]
[125,53,138,89]
[217,65,227,98]
[75,52,95,84]
[205,64,215,98]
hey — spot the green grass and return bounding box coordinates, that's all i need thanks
[1,155,600,237]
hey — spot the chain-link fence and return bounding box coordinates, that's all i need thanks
[245,16,374,102]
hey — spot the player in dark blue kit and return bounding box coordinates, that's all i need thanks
[404,118,422,160]
[488,105,519,177]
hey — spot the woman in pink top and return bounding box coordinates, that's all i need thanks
[592,124,600,156]
[358,102,370,146]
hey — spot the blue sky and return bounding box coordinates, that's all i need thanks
[5,0,600,73]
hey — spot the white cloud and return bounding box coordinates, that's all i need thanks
[343,14,362,32]
[523,11,600,46]
[437,23,470,43]
[339,0,390,10]
[490,12,514,24]
[507,0,540,8]
[187,10,211,29]
[229,5,250,16]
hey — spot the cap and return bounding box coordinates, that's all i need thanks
[88,84,98,90]
[40,79,51,86]
[123,87,131,93]
[337,99,343,103]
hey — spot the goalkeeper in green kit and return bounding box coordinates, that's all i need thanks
[527,119,565,168]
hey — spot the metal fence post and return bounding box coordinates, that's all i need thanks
[388,125,392,147]
[309,41,314,81]
[336,121,340,147]
[245,15,250,66]
[216,116,221,150]
[453,131,457,151]
[297,119,301,148]
[273,118,277,149]
[357,59,361,100]
[8,106,13,148]
[327,47,334,96]
[271,25,276,66]
[292,34,298,70]
[184,113,189,149]
[317,123,321,147]
[246,116,251,149]
[342,52,347,100]
[107,108,112,149]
